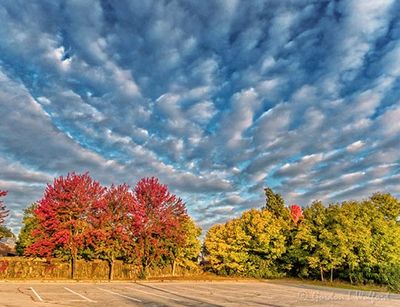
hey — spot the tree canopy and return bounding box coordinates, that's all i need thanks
[204,189,400,291]
[18,173,201,280]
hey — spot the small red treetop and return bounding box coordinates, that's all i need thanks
[290,204,303,225]
[0,190,9,225]
[134,177,187,221]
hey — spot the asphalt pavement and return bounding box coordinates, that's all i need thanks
[0,280,399,306]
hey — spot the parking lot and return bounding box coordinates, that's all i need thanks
[0,280,399,307]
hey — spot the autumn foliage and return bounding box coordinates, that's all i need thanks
[21,173,200,280]
[204,188,400,292]
[91,184,137,280]
[14,175,400,290]
[289,204,303,225]
[25,173,106,278]
[133,177,188,277]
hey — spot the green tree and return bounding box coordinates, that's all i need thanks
[264,187,289,219]
[240,209,287,277]
[293,201,343,281]
[16,203,39,255]
[369,192,400,221]
[336,200,374,284]
[169,217,201,275]
[362,198,400,287]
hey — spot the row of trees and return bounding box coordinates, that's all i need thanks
[204,188,400,291]
[16,173,201,280]
[3,176,400,290]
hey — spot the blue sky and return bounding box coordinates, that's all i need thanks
[0,0,399,233]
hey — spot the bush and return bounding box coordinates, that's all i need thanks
[378,264,400,292]
[244,255,284,279]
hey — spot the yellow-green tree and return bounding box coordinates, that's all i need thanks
[204,207,288,277]
[16,203,39,256]
[335,201,374,283]
[170,217,202,274]
[240,209,287,277]
[370,192,400,221]
[204,190,400,290]
[264,188,289,219]
[293,201,346,281]
[204,218,250,275]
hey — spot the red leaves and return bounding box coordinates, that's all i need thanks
[133,177,188,267]
[91,184,138,261]
[290,204,303,225]
[26,173,105,258]
[0,190,9,225]
[24,173,190,273]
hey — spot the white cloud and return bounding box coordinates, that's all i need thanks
[347,141,365,152]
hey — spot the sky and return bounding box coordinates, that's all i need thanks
[0,0,399,234]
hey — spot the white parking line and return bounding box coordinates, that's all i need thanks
[129,286,180,302]
[64,287,97,303]
[29,287,43,302]
[97,287,142,302]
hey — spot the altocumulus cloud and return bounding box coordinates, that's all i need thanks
[0,0,399,233]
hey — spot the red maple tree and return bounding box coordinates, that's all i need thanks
[0,191,9,225]
[91,184,139,280]
[133,177,188,278]
[290,204,303,225]
[26,173,106,279]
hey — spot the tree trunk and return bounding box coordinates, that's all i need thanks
[349,265,353,284]
[320,266,324,281]
[172,260,176,276]
[71,253,77,280]
[140,257,148,280]
[108,257,114,281]
[330,268,333,283]
[139,237,149,280]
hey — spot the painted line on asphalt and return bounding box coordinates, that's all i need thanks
[97,287,142,302]
[29,287,43,302]
[64,287,97,303]
[129,286,180,302]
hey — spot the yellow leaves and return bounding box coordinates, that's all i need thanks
[175,217,201,269]
[204,207,287,275]
[204,219,251,274]
[205,191,400,285]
